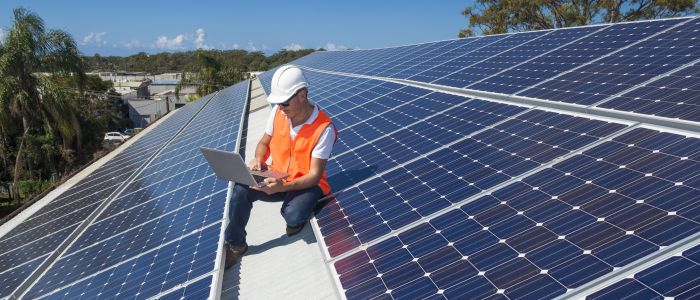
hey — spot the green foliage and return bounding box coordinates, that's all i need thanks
[459,0,700,37]
[0,8,124,204]
[83,48,315,76]
[16,179,52,199]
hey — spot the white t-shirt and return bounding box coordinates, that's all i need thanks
[265,104,336,159]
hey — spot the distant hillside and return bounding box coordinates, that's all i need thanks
[83,49,316,74]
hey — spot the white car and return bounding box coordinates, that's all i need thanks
[103,132,130,143]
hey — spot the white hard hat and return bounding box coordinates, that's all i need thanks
[267,65,308,104]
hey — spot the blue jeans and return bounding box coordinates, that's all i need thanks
[224,183,324,246]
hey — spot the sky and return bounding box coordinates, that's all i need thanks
[0,1,472,56]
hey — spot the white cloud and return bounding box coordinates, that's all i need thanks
[154,34,186,50]
[247,41,258,51]
[122,40,141,49]
[82,32,107,46]
[282,43,303,51]
[195,28,210,49]
[324,42,348,51]
[232,43,240,49]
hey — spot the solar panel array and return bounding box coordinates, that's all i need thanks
[0,81,249,299]
[289,17,700,122]
[0,93,213,299]
[2,15,698,300]
[588,243,700,299]
[258,16,699,300]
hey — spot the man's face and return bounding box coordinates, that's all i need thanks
[279,88,306,118]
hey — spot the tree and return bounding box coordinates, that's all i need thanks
[175,50,237,100]
[0,7,85,201]
[459,0,699,37]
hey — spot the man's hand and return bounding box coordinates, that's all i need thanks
[248,159,267,171]
[251,178,285,195]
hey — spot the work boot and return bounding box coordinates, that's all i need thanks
[225,243,248,269]
[286,222,306,237]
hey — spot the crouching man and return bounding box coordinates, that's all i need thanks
[224,65,337,269]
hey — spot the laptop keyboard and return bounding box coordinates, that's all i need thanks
[253,174,267,183]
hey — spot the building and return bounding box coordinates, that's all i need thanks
[127,98,169,127]
[113,80,150,102]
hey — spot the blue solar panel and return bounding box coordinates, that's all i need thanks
[588,243,700,299]
[28,225,220,299]
[462,25,605,91]
[288,17,699,124]
[469,19,684,96]
[392,37,483,80]
[317,108,627,258]
[159,276,212,300]
[598,62,700,122]
[518,18,695,105]
[431,31,552,87]
[20,81,249,299]
[414,33,544,85]
[374,40,456,78]
[0,94,214,298]
[330,126,698,299]
[0,254,47,298]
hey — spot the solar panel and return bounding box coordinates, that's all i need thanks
[0,94,215,299]
[250,17,700,299]
[518,18,698,105]
[430,31,550,87]
[159,276,213,300]
[587,243,700,299]
[20,81,249,299]
[292,17,699,126]
[327,126,698,299]
[598,62,700,122]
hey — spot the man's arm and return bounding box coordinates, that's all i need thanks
[253,158,327,195]
[249,134,272,171]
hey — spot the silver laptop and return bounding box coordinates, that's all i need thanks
[200,147,288,187]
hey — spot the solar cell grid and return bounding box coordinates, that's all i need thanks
[406,35,507,83]
[26,224,221,299]
[0,224,78,272]
[0,94,215,299]
[391,37,482,80]
[317,105,627,258]
[518,18,693,105]
[368,41,453,77]
[461,26,605,91]
[159,275,212,300]
[423,32,549,87]
[473,18,687,96]
[29,190,226,294]
[20,81,249,299]
[349,45,421,76]
[329,126,698,299]
[587,243,700,299]
[598,61,700,122]
[0,254,48,298]
[375,40,457,78]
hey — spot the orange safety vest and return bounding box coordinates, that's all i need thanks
[268,106,337,195]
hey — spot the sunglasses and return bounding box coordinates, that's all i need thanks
[279,91,298,107]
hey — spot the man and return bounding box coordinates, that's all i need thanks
[224,65,337,269]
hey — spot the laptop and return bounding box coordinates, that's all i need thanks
[199,147,288,187]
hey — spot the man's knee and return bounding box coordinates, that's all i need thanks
[281,205,307,226]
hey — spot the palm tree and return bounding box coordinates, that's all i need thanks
[0,7,84,200]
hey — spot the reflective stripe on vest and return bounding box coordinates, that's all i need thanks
[269,106,336,195]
